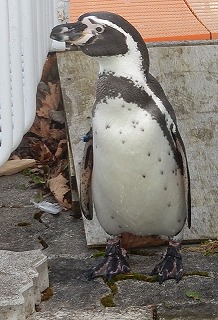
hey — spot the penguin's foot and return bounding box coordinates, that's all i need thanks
[151,242,183,284]
[88,238,130,280]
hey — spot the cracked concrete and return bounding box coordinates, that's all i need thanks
[0,173,217,319]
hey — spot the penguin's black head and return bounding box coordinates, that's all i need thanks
[51,12,147,58]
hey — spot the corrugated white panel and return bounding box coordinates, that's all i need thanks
[0,0,68,166]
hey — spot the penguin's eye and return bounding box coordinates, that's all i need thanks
[95,26,104,34]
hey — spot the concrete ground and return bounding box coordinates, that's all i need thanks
[0,173,217,320]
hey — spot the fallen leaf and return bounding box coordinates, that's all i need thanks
[55,139,67,158]
[47,173,71,209]
[30,118,51,139]
[41,54,57,82]
[37,104,51,119]
[47,82,61,110]
[49,128,66,141]
[28,139,54,164]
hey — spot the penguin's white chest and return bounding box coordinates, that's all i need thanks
[92,97,186,236]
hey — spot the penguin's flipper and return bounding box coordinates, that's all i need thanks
[171,126,191,229]
[80,129,93,220]
[151,242,183,284]
[88,238,130,280]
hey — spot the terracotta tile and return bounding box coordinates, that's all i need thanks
[186,0,218,38]
[70,0,210,41]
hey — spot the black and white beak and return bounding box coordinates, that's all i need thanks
[50,21,96,46]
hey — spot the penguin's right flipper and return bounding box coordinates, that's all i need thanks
[80,129,93,220]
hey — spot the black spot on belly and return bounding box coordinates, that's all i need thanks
[122,140,125,144]
[142,174,146,178]
[106,124,110,129]
[147,152,151,156]
[167,202,171,207]
[158,158,161,162]
[164,186,167,191]
[141,128,145,132]
[160,170,164,175]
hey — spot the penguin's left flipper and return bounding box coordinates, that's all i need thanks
[151,243,183,284]
[80,128,93,220]
[88,238,130,280]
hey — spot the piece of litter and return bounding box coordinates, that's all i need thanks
[33,201,62,214]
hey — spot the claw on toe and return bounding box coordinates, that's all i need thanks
[88,238,130,280]
[151,243,183,284]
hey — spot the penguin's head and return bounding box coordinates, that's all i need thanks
[51,12,147,58]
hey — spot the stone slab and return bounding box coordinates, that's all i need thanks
[27,306,153,320]
[28,250,218,320]
[0,250,49,320]
[0,173,217,319]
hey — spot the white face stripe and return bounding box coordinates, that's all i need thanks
[81,15,146,88]
[82,17,105,34]
[70,16,105,45]
[82,15,176,129]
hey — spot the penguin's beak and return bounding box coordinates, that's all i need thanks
[50,21,94,45]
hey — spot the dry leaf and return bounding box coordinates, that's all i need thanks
[28,139,54,164]
[49,129,66,141]
[41,54,57,82]
[47,173,71,209]
[47,82,61,110]
[55,139,67,158]
[49,159,68,178]
[37,104,51,119]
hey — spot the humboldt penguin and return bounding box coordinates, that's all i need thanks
[51,12,191,284]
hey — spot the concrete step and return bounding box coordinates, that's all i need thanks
[0,250,49,320]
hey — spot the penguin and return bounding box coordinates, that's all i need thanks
[50,12,191,284]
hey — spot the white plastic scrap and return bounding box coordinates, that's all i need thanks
[33,201,62,214]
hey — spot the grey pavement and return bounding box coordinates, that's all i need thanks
[0,173,217,319]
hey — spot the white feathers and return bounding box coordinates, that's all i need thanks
[92,97,186,236]
[33,201,62,215]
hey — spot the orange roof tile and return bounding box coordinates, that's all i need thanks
[185,0,218,39]
[70,0,210,41]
